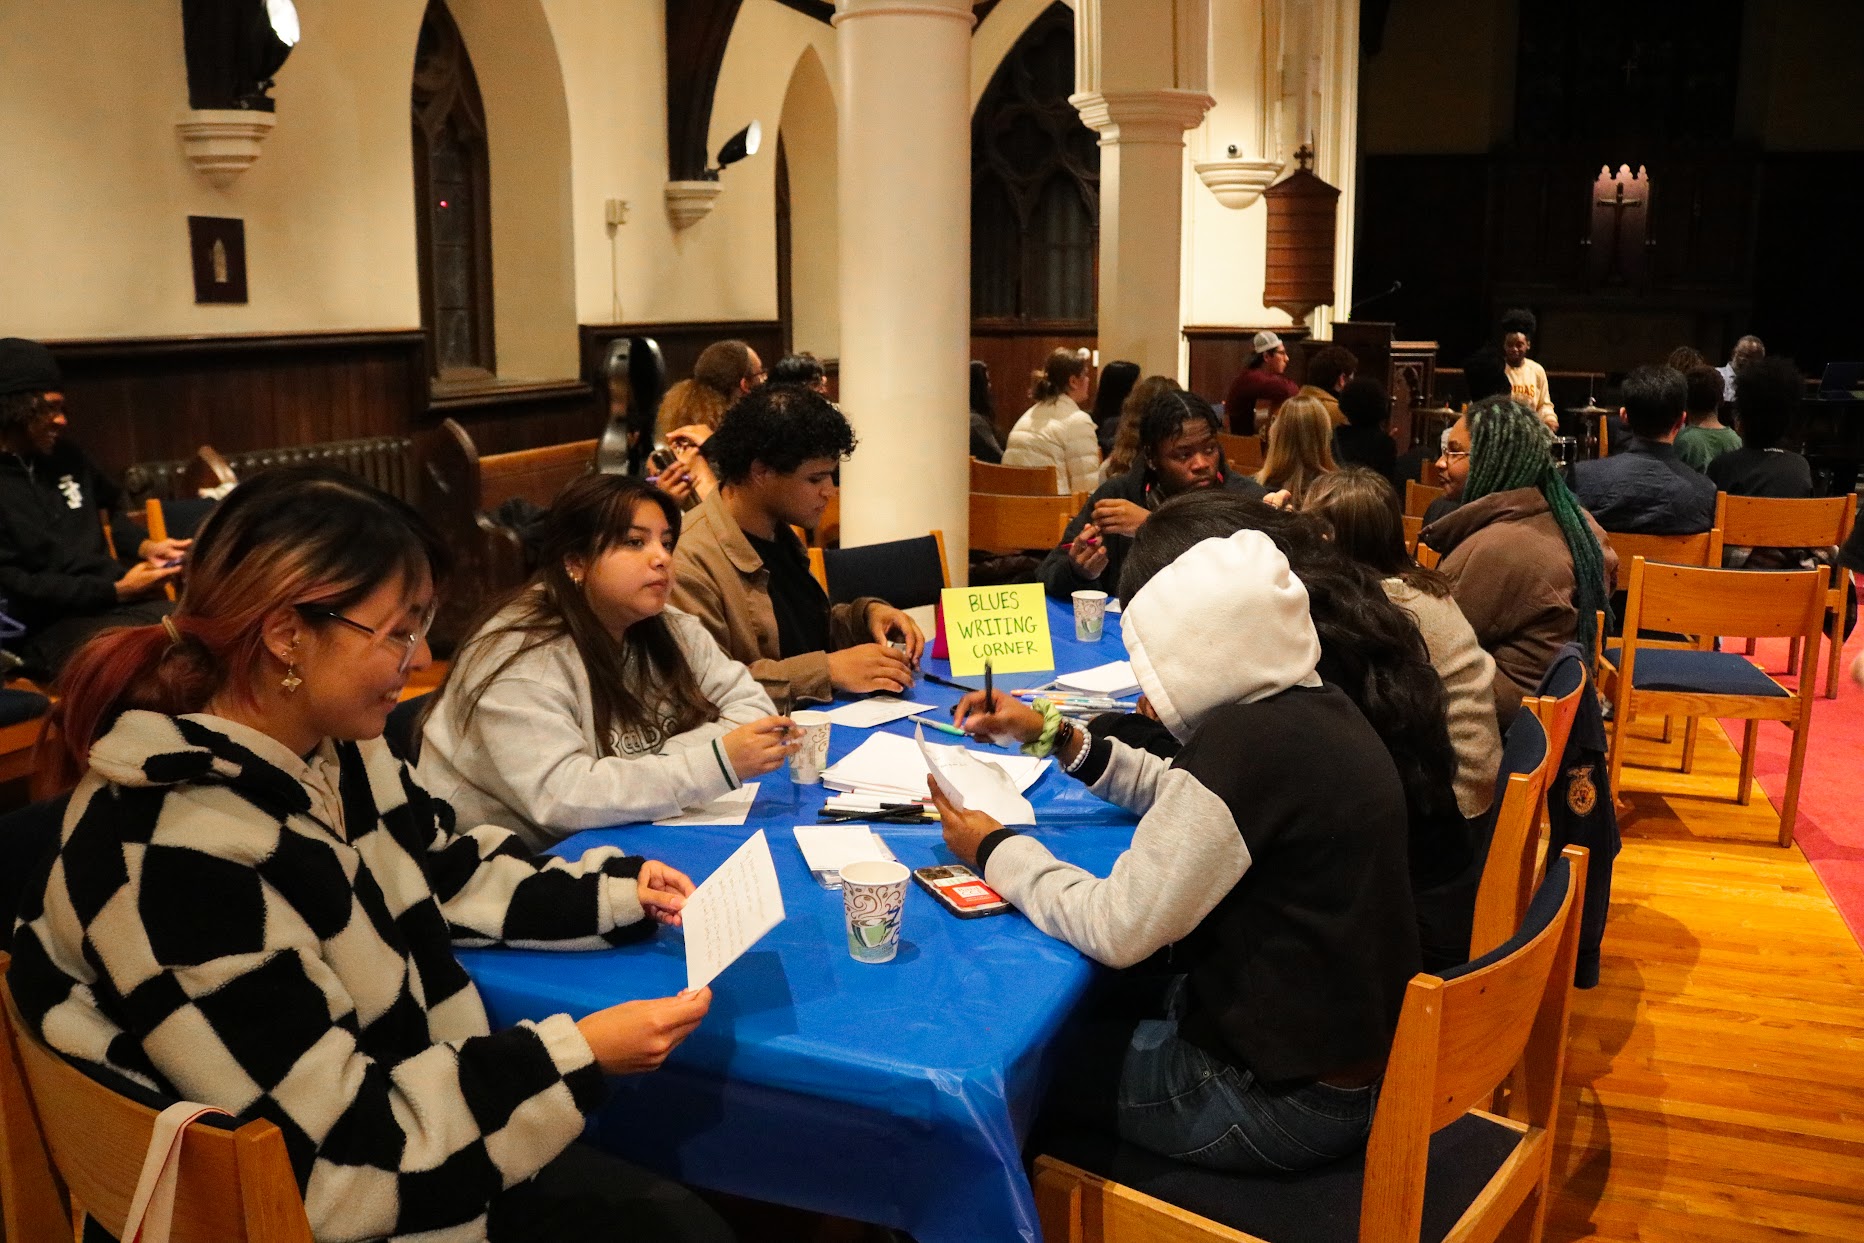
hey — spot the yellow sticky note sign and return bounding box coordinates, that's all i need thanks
[940,583,1055,676]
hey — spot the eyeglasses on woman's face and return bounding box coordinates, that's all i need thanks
[299,600,437,675]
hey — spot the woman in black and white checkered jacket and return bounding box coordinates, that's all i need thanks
[10,468,733,1243]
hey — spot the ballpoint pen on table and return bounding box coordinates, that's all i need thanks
[921,671,977,694]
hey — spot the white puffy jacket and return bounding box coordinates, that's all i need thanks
[1001,395,1101,495]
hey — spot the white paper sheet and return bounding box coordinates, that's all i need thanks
[914,725,1038,825]
[654,782,759,826]
[1054,660,1140,698]
[682,829,787,991]
[822,696,940,728]
[792,826,897,888]
[821,732,1048,802]
[1105,598,1123,614]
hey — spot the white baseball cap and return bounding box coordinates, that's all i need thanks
[1252,331,1285,355]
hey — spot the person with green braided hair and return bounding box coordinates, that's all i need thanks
[1419,396,1617,724]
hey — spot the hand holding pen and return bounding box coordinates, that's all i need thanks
[1067,522,1109,578]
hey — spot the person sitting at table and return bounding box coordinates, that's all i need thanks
[934,515,1420,1174]
[1040,387,1265,601]
[672,382,922,710]
[1571,364,1717,536]
[1254,393,1336,506]
[1080,487,1479,968]
[12,466,732,1243]
[418,474,795,848]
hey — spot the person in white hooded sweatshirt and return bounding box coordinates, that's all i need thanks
[938,517,1420,1173]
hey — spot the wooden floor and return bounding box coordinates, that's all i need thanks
[1549,716,1864,1241]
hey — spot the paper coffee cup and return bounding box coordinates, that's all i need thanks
[1072,590,1109,642]
[788,710,833,785]
[842,859,909,963]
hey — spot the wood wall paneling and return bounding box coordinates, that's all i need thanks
[578,320,784,409]
[1183,325,1313,407]
[969,326,1098,436]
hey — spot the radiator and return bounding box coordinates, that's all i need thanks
[125,436,416,506]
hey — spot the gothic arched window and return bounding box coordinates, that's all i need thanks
[411,0,494,380]
[971,3,1099,327]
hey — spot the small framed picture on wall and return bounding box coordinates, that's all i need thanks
[188,215,248,304]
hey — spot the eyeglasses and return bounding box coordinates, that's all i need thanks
[1439,448,1470,462]
[299,601,436,674]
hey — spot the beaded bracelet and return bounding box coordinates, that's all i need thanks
[1021,698,1065,758]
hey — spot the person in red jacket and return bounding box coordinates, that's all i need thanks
[1222,331,1299,434]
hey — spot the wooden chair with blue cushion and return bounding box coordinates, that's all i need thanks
[1602,556,1826,848]
[821,530,950,610]
[1033,846,1590,1243]
[0,954,315,1242]
[1598,524,1724,761]
[1470,708,1552,961]
[1717,493,1855,699]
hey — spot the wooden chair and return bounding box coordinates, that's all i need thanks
[1034,847,1588,1243]
[1719,493,1856,698]
[1216,433,1264,474]
[1603,557,1826,848]
[0,684,49,788]
[1401,514,1423,556]
[1598,526,1725,765]
[807,545,828,592]
[822,531,950,609]
[1470,708,1552,959]
[1404,480,1444,519]
[969,492,1082,553]
[970,459,1058,496]
[0,955,315,1242]
[1414,542,1442,571]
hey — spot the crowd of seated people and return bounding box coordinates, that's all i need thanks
[7,321,1848,1236]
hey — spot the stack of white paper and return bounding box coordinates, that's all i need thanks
[792,825,898,888]
[821,696,939,728]
[1054,660,1141,698]
[820,731,1048,805]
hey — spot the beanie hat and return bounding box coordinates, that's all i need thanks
[0,339,61,397]
[1122,529,1322,741]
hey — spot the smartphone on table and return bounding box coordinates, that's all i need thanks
[913,864,1012,918]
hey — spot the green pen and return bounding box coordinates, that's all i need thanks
[912,715,967,737]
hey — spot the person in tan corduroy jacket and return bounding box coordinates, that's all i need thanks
[671,384,923,711]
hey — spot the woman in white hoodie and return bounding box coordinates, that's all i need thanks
[938,512,1419,1174]
[419,474,796,848]
[1001,346,1101,495]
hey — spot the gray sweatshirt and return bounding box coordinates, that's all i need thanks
[417,604,774,849]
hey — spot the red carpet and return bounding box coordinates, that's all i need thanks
[1716,628,1864,953]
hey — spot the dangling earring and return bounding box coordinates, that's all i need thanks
[280,641,302,694]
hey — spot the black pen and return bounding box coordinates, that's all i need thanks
[922,671,976,694]
[985,658,995,714]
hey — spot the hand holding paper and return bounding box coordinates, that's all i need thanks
[914,725,1036,826]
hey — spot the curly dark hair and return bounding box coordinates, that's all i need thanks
[1733,357,1804,450]
[1305,345,1357,393]
[769,352,826,387]
[1136,386,1221,458]
[1499,307,1537,341]
[702,382,858,485]
[1121,488,1469,888]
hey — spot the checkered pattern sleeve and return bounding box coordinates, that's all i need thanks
[11,785,610,1241]
[397,760,656,950]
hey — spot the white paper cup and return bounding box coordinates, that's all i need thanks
[788,710,833,785]
[841,859,910,963]
[1072,590,1109,642]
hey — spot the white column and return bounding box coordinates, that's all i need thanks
[1071,90,1214,377]
[833,0,974,578]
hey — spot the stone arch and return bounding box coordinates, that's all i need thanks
[434,0,577,379]
[777,44,840,359]
[972,0,1075,113]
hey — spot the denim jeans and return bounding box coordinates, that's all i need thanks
[1115,980,1380,1173]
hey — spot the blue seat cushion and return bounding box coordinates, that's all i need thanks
[1036,1112,1523,1243]
[1604,647,1789,697]
[0,687,49,728]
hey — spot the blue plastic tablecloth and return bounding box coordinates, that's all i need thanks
[458,599,1140,1242]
